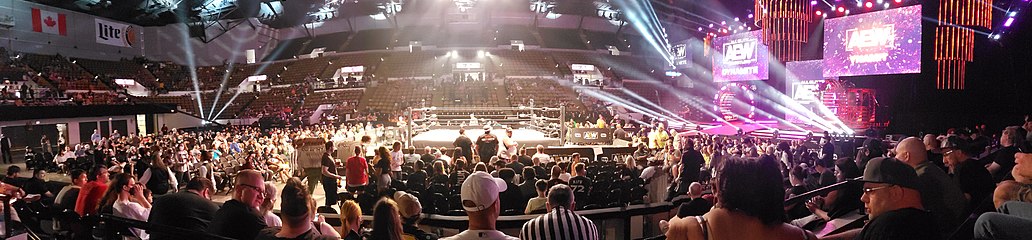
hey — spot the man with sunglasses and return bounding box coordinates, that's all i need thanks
[823,157,937,240]
[209,170,267,240]
[941,136,994,211]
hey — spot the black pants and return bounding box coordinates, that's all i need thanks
[1,148,11,164]
[322,177,339,207]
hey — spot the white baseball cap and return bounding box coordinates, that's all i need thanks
[460,171,507,212]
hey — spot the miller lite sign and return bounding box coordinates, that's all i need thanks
[95,18,136,48]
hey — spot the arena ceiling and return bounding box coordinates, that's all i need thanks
[22,0,750,33]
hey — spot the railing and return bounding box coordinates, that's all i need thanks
[784,177,863,206]
[98,214,235,240]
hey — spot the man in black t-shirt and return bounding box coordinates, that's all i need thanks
[320,142,345,207]
[475,127,499,164]
[941,136,994,211]
[568,163,591,204]
[823,157,938,240]
[453,128,474,164]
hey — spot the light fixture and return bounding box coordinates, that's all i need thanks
[838,6,845,12]
[865,2,873,8]
[816,10,823,15]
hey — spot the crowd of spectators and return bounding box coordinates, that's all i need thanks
[0,112,1030,240]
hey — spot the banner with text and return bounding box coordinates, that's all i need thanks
[95,18,136,47]
[823,5,921,77]
[712,30,769,82]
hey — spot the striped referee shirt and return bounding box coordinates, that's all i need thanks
[520,207,599,240]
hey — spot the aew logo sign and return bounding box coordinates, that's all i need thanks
[722,38,758,65]
[573,131,609,140]
[95,19,135,48]
[844,25,895,64]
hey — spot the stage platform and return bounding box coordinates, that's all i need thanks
[411,128,560,148]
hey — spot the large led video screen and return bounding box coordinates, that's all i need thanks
[823,5,922,77]
[713,30,769,82]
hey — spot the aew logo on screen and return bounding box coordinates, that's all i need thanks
[722,39,758,65]
[845,25,895,64]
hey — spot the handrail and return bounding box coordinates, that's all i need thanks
[784,177,863,206]
[98,214,235,240]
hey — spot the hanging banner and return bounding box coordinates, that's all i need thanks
[95,18,136,47]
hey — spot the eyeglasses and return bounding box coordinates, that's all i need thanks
[862,185,895,193]
[238,183,266,198]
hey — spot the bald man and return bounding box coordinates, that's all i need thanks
[676,182,712,217]
[208,170,267,240]
[895,137,967,234]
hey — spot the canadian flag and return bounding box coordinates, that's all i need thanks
[31,8,67,36]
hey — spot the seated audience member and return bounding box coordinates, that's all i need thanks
[895,137,967,234]
[568,163,592,202]
[429,161,449,186]
[75,166,109,216]
[532,145,551,164]
[784,165,810,220]
[974,201,1032,240]
[370,198,405,240]
[149,177,218,240]
[666,155,816,240]
[498,168,523,213]
[546,165,567,188]
[525,180,548,214]
[54,169,87,210]
[993,150,1032,208]
[518,167,538,202]
[209,170,268,240]
[988,126,1027,181]
[395,191,438,240]
[448,160,470,188]
[520,184,599,240]
[791,158,863,227]
[23,169,54,204]
[440,172,519,240]
[677,182,712,218]
[98,173,151,239]
[3,166,24,187]
[406,160,428,192]
[822,157,938,240]
[256,178,337,240]
[340,200,363,240]
[941,136,994,211]
[262,182,282,227]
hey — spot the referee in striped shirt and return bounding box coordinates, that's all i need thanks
[519,184,600,240]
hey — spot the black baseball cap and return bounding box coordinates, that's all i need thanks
[857,157,922,190]
[940,136,968,150]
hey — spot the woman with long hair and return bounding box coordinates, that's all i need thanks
[665,155,816,240]
[374,146,393,193]
[370,198,403,240]
[98,173,151,239]
[339,200,363,240]
[140,150,177,195]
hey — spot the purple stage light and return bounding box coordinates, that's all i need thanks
[811,0,818,5]
[748,13,754,18]
[1004,17,1014,27]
